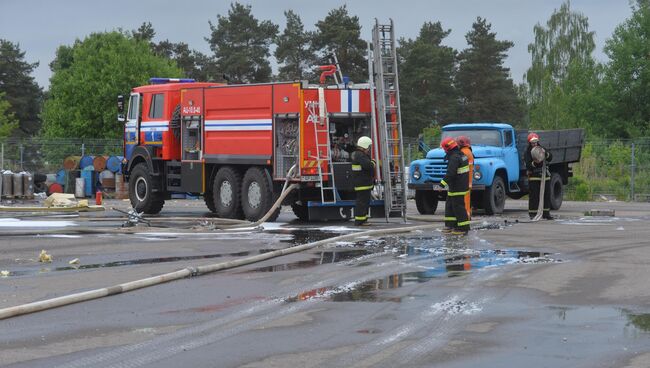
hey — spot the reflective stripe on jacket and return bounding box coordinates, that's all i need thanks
[351,150,374,191]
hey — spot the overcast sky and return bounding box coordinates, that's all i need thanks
[0,0,633,89]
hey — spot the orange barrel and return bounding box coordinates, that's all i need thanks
[93,155,108,172]
[115,173,128,199]
[63,156,81,170]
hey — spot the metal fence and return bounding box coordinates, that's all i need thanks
[0,138,122,174]
[0,137,648,202]
[402,136,650,202]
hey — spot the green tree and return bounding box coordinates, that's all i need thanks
[0,39,43,136]
[312,6,367,83]
[525,1,601,132]
[275,10,316,81]
[41,31,182,139]
[207,2,278,83]
[456,17,524,123]
[0,92,19,137]
[133,22,217,82]
[398,22,458,136]
[601,0,650,137]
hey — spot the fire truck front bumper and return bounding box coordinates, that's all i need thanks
[408,183,486,191]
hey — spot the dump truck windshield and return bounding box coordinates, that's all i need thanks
[441,129,502,147]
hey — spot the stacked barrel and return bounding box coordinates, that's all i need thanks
[49,155,126,199]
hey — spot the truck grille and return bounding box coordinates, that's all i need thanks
[423,159,447,180]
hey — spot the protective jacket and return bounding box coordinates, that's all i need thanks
[524,144,553,179]
[441,147,470,195]
[351,150,375,191]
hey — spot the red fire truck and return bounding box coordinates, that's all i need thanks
[118,21,407,222]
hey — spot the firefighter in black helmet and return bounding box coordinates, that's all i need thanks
[351,136,375,226]
[524,133,554,220]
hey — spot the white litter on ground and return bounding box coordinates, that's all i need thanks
[0,218,77,228]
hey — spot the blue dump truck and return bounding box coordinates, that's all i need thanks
[408,123,584,215]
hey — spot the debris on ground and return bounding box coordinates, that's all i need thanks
[68,258,80,265]
[584,209,615,217]
[0,270,9,277]
[39,250,52,263]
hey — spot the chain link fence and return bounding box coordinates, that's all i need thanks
[0,136,648,202]
[0,138,122,174]
[402,136,650,202]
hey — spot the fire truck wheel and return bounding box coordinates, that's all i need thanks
[242,167,275,222]
[204,191,217,213]
[212,166,244,219]
[291,202,309,221]
[128,163,165,214]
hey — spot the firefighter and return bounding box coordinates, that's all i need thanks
[524,133,554,220]
[440,137,471,235]
[351,136,375,226]
[456,135,474,220]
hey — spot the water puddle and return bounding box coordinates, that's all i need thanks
[281,247,559,303]
[245,249,372,272]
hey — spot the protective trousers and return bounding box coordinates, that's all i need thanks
[528,178,551,218]
[444,193,470,232]
[354,189,371,225]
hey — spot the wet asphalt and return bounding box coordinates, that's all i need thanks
[0,199,649,367]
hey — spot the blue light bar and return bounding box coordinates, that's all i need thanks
[149,78,196,84]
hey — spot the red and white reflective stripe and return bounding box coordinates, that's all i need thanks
[340,90,360,112]
[140,121,169,132]
[204,119,272,131]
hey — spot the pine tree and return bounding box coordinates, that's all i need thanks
[398,22,458,136]
[0,40,43,136]
[275,10,315,81]
[207,2,278,83]
[312,6,367,83]
[456,17,524,124]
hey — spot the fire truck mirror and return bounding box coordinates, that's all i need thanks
[117,95,126,122]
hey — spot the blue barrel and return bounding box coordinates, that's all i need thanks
[106,156,124,173]
[79,155,95,170]
[56,169,66,185]
[81,166,95,197]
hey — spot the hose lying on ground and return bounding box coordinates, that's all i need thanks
[0,223,441,320]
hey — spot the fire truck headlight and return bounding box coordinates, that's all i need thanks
[474,171,482,180]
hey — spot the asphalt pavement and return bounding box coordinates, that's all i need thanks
[0,198,649,367]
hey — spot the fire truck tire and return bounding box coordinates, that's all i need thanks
[415,190,438,215]
[213,166,244,219]
[128,163,165,214]
[204,191,217,213]
[242,167,276,222]
[291,202,309,221]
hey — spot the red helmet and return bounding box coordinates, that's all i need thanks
[527,132,540,143]
[456,135,471,147]
[440,137,458,153]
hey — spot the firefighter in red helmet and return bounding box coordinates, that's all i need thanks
[456,135,474,220]
[524,132,553,220]
[440,137,470,235]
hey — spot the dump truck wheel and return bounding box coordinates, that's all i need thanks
[128,163,165,214]
[212,166,243,219]
[483,175,506,215]
[415,190,438,215]
[549,172,563,210]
